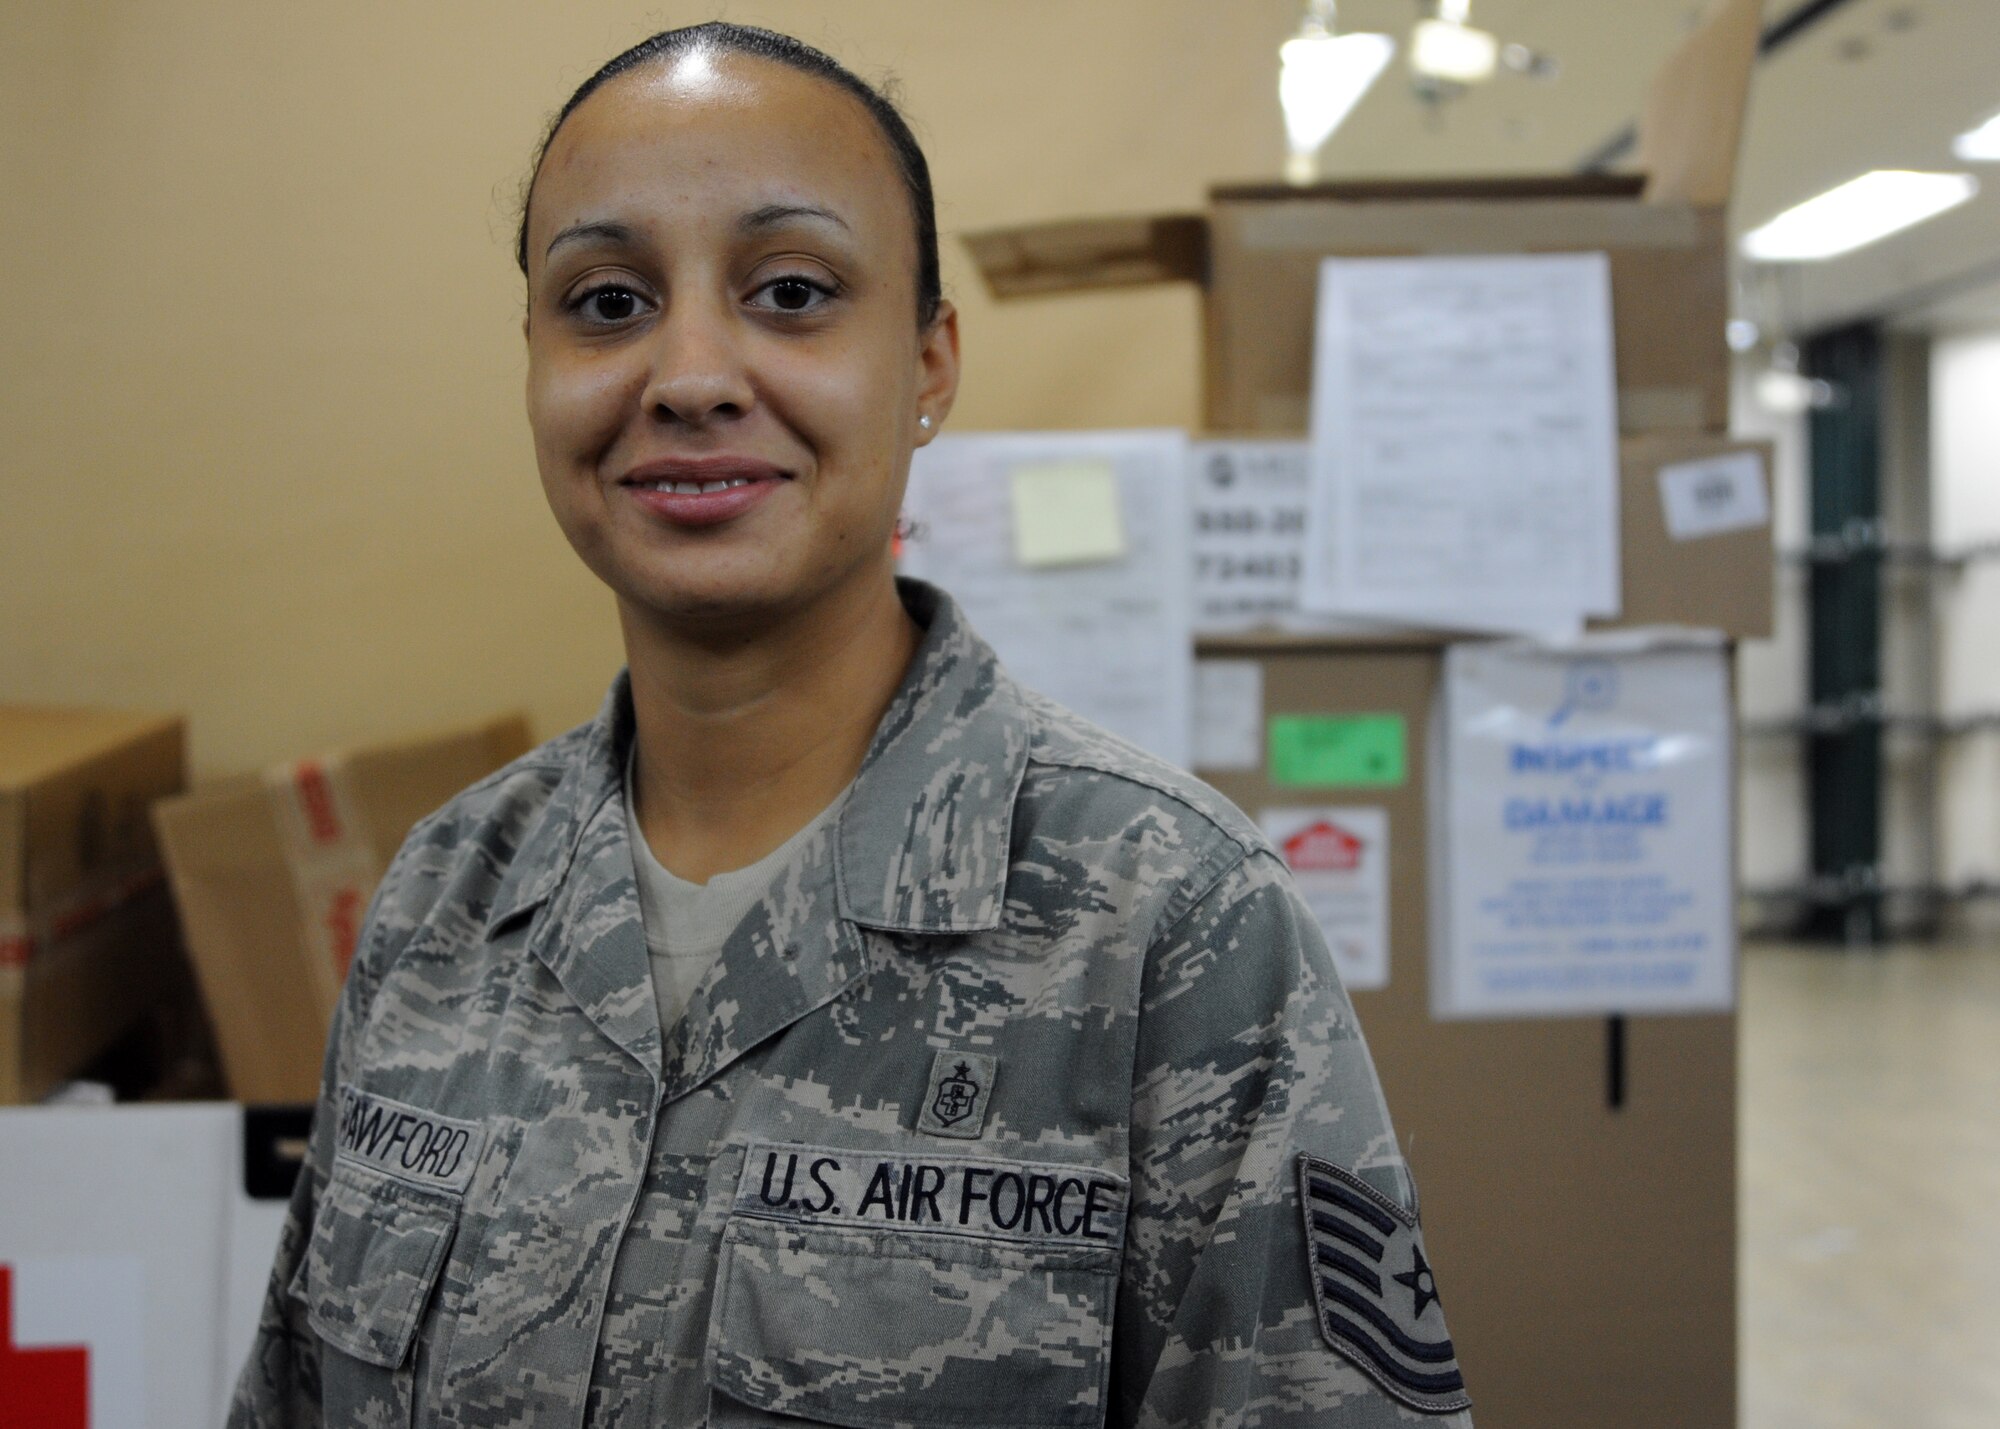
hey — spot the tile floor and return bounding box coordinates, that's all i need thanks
[1742,940,2000,1429]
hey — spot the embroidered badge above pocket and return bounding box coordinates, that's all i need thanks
[1297,1153,1470,1415]
[334,1084,484,1195]
[916,1049,997,1139]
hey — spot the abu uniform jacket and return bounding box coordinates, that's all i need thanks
[230,578,1471,1427]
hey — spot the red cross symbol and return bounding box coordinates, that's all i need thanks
[0,1263,90,1428]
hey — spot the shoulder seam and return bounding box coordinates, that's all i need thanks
[411,756,571,841]
[1143,838,1255,953]
[1025,750,1261,859]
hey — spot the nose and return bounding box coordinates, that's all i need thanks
[639,293,755,428]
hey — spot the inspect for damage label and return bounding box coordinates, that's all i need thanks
[734,1141,1127,1249]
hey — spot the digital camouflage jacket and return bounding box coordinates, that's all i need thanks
[229,578,1472,1428]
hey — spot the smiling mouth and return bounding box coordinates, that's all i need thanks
[627,476,761,494]
[617,462,786,528]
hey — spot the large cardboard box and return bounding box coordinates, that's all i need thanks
[1191,643,1735,1428]
[966,166,1732,434]
[965,0,1755,432]
[153,713,532,1102]
[0,707,187,1103]
[965,0,1765,639]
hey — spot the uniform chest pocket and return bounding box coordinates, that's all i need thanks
[706,1215,1118,1429]
[298,1157,462,1418]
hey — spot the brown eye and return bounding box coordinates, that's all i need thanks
[572,284,646,324]
[769,279,816,311]
[752,274,836,315]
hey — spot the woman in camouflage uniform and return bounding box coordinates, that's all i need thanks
[230,23,1471,1428]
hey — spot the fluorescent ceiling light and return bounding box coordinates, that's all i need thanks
[1411,18,1499,82]
[1955,111,2000,162]
[1753,369,1834,414]
[1741,170,1979,262]
[1280,30,1396,182]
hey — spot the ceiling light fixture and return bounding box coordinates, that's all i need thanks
[1280,0,1396,184]
[1954,111,2000,162]
[1411,0,1499,84]
[1741,170,1979,262]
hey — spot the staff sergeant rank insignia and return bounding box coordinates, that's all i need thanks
[1297,1152,1471,1415]
[916,1049,996,1139]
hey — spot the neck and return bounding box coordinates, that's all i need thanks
[620,567,921,883]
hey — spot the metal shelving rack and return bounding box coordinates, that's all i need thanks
[1739,330,2000,940]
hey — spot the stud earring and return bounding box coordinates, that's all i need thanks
[918,415,933,430]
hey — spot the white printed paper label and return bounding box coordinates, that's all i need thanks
[1435,642,1735,1018]
[1193,661,1263,772]
[1657,450,1769,540]
[1262,807,1389,992]
[1190,441,1310,633]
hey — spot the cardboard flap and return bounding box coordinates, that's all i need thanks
[962,214,1207,298]
[1638,0,1760,206]
[1211,174,1646,205]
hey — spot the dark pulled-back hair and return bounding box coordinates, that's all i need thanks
[515,22,942,328]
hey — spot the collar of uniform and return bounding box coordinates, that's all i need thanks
[484,671,634,937]
[833,578,1030,935]
[483,577,1027,939]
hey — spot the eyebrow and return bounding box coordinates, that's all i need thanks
[544,219,637,259]
[738,203,852,236]
[543,205,852,261]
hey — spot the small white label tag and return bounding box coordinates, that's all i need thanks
[333,1085,483,1194]
[1194,661,1264,772]
[1657,451,1770,540]
[734,1141,1127,1249]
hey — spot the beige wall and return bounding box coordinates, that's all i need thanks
[0,1,1309,778]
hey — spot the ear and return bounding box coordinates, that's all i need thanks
[912,300,961,446]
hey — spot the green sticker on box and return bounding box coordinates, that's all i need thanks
[1267,714,1407,788]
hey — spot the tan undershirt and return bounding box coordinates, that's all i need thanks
[622,745,845,1035]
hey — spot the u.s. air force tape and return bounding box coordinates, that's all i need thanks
[1298,1153,1470,1415]
[735,1141,1128,1249]
[333,1085,483,1195]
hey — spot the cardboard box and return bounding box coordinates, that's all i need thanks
[153,713,533,1102]
[1191,643,1735,1429]
[1617,432,1775,637]
[967,171,1734,434]
[0,707,187,1103]
[1190,431,1775,641]
[965,0,1766,640]
[965,0,1756,433]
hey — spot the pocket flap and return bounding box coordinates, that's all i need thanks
[707,1216,1116,1428]
[304,1159,460,1369]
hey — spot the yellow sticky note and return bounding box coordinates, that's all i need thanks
[1008,460,1127,568]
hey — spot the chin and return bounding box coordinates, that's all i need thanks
[616,558,808,628]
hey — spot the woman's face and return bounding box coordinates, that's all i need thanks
[522,50,957,626]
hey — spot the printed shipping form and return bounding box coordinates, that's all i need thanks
[1300,254,1622,638]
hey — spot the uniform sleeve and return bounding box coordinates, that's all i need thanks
[1111,848,1474,1428]
[224,831,420,1426]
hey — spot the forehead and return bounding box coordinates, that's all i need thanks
[528,50,909,255]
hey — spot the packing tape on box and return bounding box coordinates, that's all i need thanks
[263,757,382,1016]
[0,865,166,970]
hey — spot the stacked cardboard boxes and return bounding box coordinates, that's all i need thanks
[154,713,532,1103]
[963,1,1764,1423]
[0,707,187,1103]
